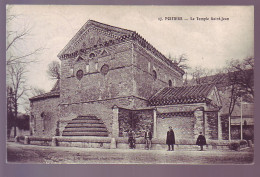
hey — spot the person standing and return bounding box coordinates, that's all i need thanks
[128,129,136,149]
[166,126,175,151]
[196,132,207,151]
[144,126,152,150]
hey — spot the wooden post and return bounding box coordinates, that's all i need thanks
[218,112,222,140]
[229,115,231,141]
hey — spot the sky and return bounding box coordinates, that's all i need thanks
[7,5,254,93]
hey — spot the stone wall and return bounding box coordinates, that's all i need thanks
[221,115,229,140]
[157,115,196,140]
[154,103,221,140]
[118,107,153,138]
[30,97,60,137]
[156,103,206,113]
[133,43,183,100]
[155,104,204,140]
[60,96,140,136]
[60,42,134,105]
[205,111,218,140]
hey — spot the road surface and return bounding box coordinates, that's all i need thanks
[6,142,254,164]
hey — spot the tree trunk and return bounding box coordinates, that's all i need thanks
[14,102,18,137]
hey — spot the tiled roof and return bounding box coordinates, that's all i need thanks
[29,91,60,101]
[197,74,229,88]
[191,69,253,89]
[29,80,60,101]
[149,84,214,106]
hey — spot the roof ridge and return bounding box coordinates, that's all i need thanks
[149,84,216,106]
[58,20,135,58]
[88,20,135,34]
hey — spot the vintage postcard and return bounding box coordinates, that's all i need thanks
[6,5,254,164]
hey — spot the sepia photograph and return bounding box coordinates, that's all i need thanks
[6,5,254,164]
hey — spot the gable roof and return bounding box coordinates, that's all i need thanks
[29,80,60,102]
[149,84,215,106]
[58,20,135,58]
[57,20,185,75]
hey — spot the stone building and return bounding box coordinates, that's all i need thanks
[30,20,222,142]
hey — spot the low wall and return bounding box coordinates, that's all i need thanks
[56,137,111,148]
[16,136,244,151]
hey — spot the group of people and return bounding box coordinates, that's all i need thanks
[128,126,207,151]
[127,126,152,149]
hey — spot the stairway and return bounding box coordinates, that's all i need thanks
[62,116,109,137]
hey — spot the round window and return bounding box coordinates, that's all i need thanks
[89,53,96,58]
[76,70,84,80]
[100,64,109,75]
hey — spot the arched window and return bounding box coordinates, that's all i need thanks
[152,70,157,80]
[40,112,45,132]
[40,112,45,118]
[31,115,36,131]
[100,64,109,75]
[169,80,172,87]
[89,53,96,58]
[76,70,84,80]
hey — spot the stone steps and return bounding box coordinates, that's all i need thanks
[63,127,108,132]
[65,124,106,128]
[62,116,109,137]
[75,116,98,120]
[67,119,103,124]
[62,131,109,136]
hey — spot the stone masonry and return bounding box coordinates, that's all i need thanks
[30,20,222,142]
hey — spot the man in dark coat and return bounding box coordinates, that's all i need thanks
[144,126,153,150]
[196,132,207,151]
[128,129,136,149]
[166,126,175,151]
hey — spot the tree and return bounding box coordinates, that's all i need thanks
[225,57,254,140]
[169,54,190,84]
[6,6,44,66]
[186,66,215,85]
[6,7,44,137]
[7,87,15,138]
[7,63,27,137]
[169,53,189,70]
[47,61,61,80]
[227,57,254,97]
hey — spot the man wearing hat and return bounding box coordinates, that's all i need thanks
[166,126,175,151]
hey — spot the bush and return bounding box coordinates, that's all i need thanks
[229,142,240,151]
[240,140,248,146]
